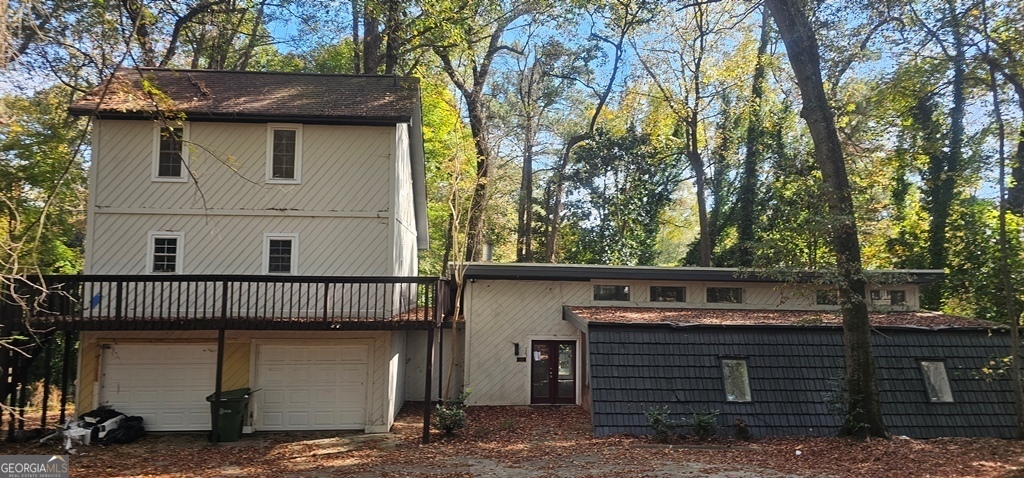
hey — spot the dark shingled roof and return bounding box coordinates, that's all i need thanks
[587,326,1016,439]
[569,307,998,329]
[68,68,420,124]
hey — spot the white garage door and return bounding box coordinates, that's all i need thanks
[256,344,369,431]
[99,343,217,431]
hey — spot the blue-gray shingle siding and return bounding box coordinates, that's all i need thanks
[588,325,1015,439]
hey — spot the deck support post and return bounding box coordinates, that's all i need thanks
[212,327,225,443]
[41,335,52,429]
[59,332,72,425]
[422,325,435,444]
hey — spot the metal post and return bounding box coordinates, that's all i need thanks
[212,328,225,443]
[59,332,72,424]
[422,325,435,444]
[438,322,443,401]
[41,336,52,429]
[212,280,228,443]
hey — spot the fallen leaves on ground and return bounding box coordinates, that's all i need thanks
[2,404,1022,477]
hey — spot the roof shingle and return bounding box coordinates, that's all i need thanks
[68,68,420,124]
[570,306,998,329]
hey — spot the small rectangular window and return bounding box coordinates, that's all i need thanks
[272,130,296,179]
[707,287,743,303]
[148,232,183,274]
[651,286,686,302]
[267,124,302,183]
[268,239,293,273]
[721,358,751,402]
[816,289,838,305]
[158,127,183,177]
[870,289,882,301]
[889,290,906,306]
[593,285,629,301]
[919,361,953,403]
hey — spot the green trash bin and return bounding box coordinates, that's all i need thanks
[206,388,252,442]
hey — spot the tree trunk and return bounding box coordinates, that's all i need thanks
[362,4,382,74]
[516,94,536,262]
[351,0,361,74]
[923,0,966,309]
[383,0,401,74]
[463,95,493,262]
[123,0,156,67]
[735,9,771,267]
[765,0,888,439]
[985,26,1024,438]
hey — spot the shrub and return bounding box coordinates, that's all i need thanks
[687,409,719,440]
[433,390,471,435]
[732,418,751,441]
[645,405,679,443]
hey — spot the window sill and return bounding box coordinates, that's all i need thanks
[266,179,301,185]
[152,176,188,183]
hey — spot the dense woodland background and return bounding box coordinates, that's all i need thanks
[1,0,1023,323]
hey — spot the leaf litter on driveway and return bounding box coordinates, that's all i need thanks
[4,404,1023,477]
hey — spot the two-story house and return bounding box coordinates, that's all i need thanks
[62,68,438,435]
[5,68,1016,443]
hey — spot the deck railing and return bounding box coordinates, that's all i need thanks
[2,275,446,331]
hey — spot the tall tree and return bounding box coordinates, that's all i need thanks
[544,0,659,262]
[734,9,772,267]
[430,1,532,261]
[764,0,888,438]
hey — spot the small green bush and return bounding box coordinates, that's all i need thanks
[687,409,719,440]
[433,390,472,435]
[645,405,679,443]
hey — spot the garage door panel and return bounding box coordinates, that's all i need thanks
[100,344,216,432]
[256,344,369,431]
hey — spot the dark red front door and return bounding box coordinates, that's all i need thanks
[531,341,576,404]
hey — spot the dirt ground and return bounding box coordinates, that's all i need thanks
[3,404,1024,477]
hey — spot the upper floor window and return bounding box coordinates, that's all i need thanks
[593,285,629,301]
[707,287,743,304]
[870,289,907,306]
[651,286,686,302]
[266,124,302,184]
[148,232,184,273]
[919,360,953,403]
[152,124,188,182]
[263,233,298,274]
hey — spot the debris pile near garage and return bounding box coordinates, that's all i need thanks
[66,408,146,446]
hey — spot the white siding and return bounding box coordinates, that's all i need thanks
[89,214,389,275]
[464,281,581,406]
[387,330,406,429]
[93,120,393,212]
[462,279,923,406]
[404,328,463,402]
[392,123,417,276]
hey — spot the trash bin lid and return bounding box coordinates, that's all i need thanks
[206,387,252,402]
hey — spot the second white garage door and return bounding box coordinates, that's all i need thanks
[255,344,369,430]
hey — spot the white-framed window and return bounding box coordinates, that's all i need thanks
[650,286,686,302]
[870,289,907,306]
[266,124,302,184]
[593,285,629,301]
[151,122,189,182]
[721,358,752,402]
[147,231,184,273]
[708,287,743,304]
[919,360,954,403]
[263,233,298,274]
